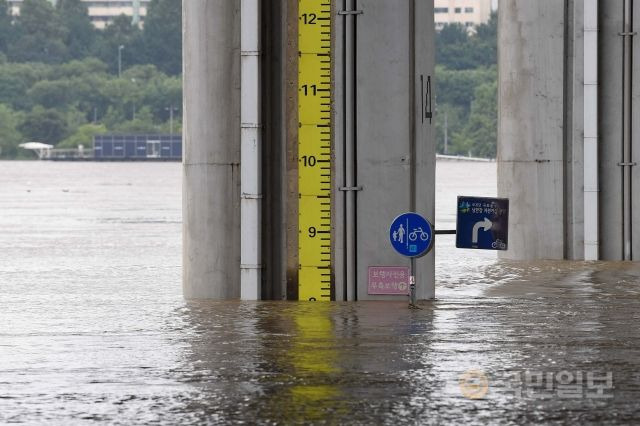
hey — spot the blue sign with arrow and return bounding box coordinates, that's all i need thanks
[389,212,434,258]
[456,196,509,250]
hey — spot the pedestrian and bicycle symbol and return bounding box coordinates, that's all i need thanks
[392,224,429,244]
[389,212,434,258]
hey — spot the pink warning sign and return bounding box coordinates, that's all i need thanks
[367,266,410,295]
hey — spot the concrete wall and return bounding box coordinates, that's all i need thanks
[183,0,241,299]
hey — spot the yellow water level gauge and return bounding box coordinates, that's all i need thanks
[298,0,332,301]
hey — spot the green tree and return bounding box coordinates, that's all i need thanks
[18,106,68,145]
[468,12,497,69]
[434,14,498,158]
[9,0,68,64]
[436,13,497,70]
[0,62,50,110]
[0,0,189,158]
[57,122,106,148]
[44,59,112,121]
[141,75,181,121]
[64,105,88,135]
[99,77,140,117]
[434,104,464,155]
[121,64,163,83]
[53,57,108,79]
[436,65,496,117]
[68,74,110,121]
[0,104,24,158]
[142,0,181,75]
[57,0,96,59]
[112,106,160,133]
[27,79,75,109]
[452,81,497,158]
[93,14,144,74]
[436,24,473,70]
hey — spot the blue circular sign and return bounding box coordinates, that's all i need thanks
[389,212,434,258]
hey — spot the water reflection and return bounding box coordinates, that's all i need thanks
[176,302,442,423]
[175,284,640,423]
[3,262,640,423]
[268,304,344,422]
[178,303,344,422]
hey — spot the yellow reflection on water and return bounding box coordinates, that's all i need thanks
[284,304,345,422]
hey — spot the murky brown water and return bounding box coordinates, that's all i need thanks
[1,161,640,424]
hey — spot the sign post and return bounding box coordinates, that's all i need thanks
[389,212,434,307]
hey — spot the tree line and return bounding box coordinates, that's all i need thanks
[0,1,496,159]
[0,0,181,158]
[435,13,497,158]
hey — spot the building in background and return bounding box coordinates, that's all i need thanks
[7,0,151,29]
[7,0,22,16]
[93,134,181,161]
[434,0,495,31]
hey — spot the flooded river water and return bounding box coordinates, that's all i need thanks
[1,161,640,424]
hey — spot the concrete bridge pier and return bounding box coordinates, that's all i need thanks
[183,1,241,298]
[182,0,436,300]
[499,0,640,261]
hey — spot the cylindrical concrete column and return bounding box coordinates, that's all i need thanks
[183,0,241,299]
[498,0,566,260]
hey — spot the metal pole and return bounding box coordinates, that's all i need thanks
[409,257,416,306]
[444,110,448,154]
[622,0,633,260]
[409,0,418,308]
[240,0,262,300]
[118,45,124,78]
[165,106,176,134]
[169,107,174,135]
[344,0,357,301]
[584,0,599,260]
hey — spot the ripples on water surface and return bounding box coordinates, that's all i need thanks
[1,161,640,424]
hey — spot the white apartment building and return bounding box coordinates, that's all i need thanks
[7,0,151,29]
[83,0,151,28]
[7,0,22,16]
[434,0,495,31]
